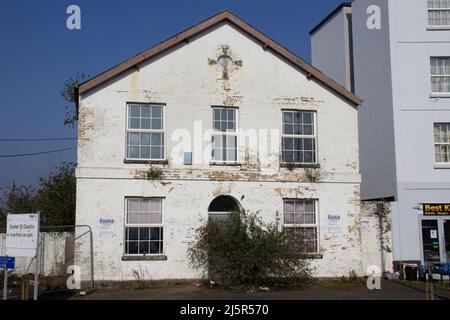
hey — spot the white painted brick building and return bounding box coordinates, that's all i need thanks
[75,11,386,281]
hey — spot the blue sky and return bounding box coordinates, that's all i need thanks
[0,0,342,188]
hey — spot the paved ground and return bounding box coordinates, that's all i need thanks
[67,280,450,300]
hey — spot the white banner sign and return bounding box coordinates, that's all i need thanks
[361,217,372,232]
[328,214,341,233]
[5,214,39,257]
[99,217,115,239]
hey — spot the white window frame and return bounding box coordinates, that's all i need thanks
[125,103,165,161]
[431,57,450,94]
[124,197,164,256]
[428,0,450,27]
[211,106,239,164]
[434,123,450,164]
[281,110,318,165]
[282,199,320,254]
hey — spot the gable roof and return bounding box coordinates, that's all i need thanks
[76,10,361,106]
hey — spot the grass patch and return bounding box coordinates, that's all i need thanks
[94,279,196,292]
[395,279,450,292]
[435,282,450,291]
[314,277,366,288]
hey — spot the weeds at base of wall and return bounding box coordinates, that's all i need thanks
[92,277,370,292]
[94,279,199,291]
[313,276,368,288]
[39,275,71,291]
[0,272,71,295]
[201,277,314,292]
[91,278,315,292]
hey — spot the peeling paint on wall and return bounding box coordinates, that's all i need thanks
[272,96,325,108]
[75,23,370,280]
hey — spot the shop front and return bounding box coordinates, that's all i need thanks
[420,204,450,264]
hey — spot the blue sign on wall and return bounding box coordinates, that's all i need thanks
[0,256,15,269]
[184,152,193,165]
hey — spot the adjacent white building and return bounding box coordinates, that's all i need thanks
[311,0,450,271]
[74,10,382,281]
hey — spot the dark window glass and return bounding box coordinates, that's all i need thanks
[421,220,440,263]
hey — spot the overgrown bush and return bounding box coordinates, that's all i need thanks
[187,211,314,288]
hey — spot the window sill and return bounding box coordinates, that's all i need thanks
[434,164,450,169]
[209,162,241,166]
[124,159,169,165]
[121,255,167,261]
[303,253,323,259]
[426,26,450,31]
[430,93,450,99]
[280,163,321,169]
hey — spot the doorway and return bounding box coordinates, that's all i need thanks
[208,195,241,222]
[421,218,450,263]
[421,219,440,263]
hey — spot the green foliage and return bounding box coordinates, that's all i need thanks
[60,73,89,127]
[0,162,76,228]
[304,167,323,183]
[0,183,37,214]
[315,276,365,288]
[146,167,163,180]
[0,270,20,288]
[187,211,313,288]
[0,184,37,229]
[35,162,76,226]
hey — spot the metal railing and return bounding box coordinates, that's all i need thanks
[1,224,94,299]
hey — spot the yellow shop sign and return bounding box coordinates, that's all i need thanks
[423,203,450,216]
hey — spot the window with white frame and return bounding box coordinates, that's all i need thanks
[428,0,450,26]
[281,111,317,164]
[434,123,450,163]
[211,107,237,162]
[431,57,450,93]
[283,199,319,253]
[126,104,164,160]
[125,198,163,255]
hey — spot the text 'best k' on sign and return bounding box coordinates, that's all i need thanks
[423,203,450,216]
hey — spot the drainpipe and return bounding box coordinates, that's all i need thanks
[377,202,385,277]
